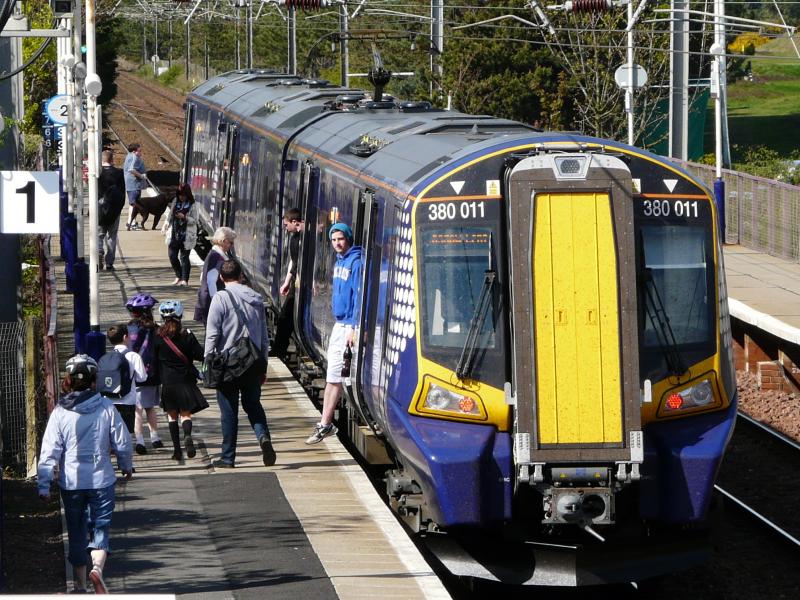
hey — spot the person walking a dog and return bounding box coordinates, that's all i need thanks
[123,143,147,231]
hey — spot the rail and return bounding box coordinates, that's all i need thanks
[715,413,800,549]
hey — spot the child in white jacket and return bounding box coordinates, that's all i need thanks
[38,354,132,594]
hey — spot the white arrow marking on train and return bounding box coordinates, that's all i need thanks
[450,181,465,194]
[664,179,678,192]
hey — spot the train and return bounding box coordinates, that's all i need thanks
[182,69,737,586]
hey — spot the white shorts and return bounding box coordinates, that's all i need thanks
[326,322,349,384]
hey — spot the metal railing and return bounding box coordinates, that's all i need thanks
[679,161,800,261]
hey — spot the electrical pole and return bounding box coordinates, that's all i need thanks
[236,5,241,70]
[169,19,173,69]
[668,0,689,160]
[340,3,348,87]
[186,19,191,80]
[626,1,634,146]
[430,0,443,98]
[85,0,105,357]
[711,0,726,241]
[247,0,253,69]
[288,6,296,75]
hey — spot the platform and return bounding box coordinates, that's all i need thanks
[724,244,800,344]
[53,222,450,599]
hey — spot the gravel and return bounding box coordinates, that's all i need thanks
[736,371,800,442]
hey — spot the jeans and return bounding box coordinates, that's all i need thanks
[216,363,269,464]
[61,484,116,567]
[98,216,120,268]
[168,244,191,281]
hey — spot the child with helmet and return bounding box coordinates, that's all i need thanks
[152,299,208,461]
[38,354,132,594]
[125,293,164,454]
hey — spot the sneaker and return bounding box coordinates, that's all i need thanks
[152,439,164,449]
[172,277,181,285]
[259,437,276,466]
[105,265,115,272]
[89,566,107,594]
[135,443,147,455]
[185,435,196,459]
[178,280,188,286]
[212,459,234,469]
[305,423,338,445]
[131,223,143,231]
[171,450,183,461]
[126,223,132,231]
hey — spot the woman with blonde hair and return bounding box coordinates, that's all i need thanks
[194,226,236,324]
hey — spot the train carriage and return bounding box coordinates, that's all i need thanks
[182,69,737,585]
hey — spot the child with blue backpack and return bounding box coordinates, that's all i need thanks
[99,324,147,438]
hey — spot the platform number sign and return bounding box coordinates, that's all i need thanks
[0,171,60,233]
[44,94,70,126]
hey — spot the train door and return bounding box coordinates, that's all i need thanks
[220,126,239,228]
[350,189,382,427]
[181,104,195,185]
[294,161,324,361]
[505,152,643,487]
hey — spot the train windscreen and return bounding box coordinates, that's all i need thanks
[416,198,507,386]
[636,198,716,381]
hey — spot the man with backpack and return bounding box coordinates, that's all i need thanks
[99,324,147,436]
[98,150,126,271]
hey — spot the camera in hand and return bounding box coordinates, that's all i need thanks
[341,345,352,378]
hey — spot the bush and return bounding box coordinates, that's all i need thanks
[158,65,183,86]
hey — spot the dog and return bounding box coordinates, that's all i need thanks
[132,170,179,229]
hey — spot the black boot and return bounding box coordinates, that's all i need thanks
[182,419,196,459]
[169,421,182,461]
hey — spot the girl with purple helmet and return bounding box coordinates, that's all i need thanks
[125,293,164,454]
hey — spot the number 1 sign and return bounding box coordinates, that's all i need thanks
[0,171,60,233]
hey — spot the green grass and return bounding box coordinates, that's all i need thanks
[723,34,800,161]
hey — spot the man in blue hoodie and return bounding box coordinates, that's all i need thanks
[306,222,363,444]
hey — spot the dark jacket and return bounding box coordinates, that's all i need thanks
[152,329,204,385]
[98,165,125,227]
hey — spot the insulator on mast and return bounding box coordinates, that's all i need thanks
[276,0,334,10]
[547,0,617,12]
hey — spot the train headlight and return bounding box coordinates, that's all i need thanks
[423,382,481,416]
[662,379,715,414]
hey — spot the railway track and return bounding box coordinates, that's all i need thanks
[116,69,186,114]
[715,412,800,548]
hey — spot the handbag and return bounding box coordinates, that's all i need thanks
[202,290,264,389]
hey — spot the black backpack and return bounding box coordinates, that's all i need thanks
[97,349,132,398]
[98,185,125,228]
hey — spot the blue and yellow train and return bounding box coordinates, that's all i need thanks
[182,70,736,585]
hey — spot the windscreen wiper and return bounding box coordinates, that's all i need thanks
[456,270,496,380]
[642,268,687,376]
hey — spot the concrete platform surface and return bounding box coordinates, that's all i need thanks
[54,221,450,599]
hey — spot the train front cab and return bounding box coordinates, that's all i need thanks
[506,152,642,536]
[495,147,737,583]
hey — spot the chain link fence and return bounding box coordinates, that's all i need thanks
[680,161,800,261]
[0,321,27,472]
